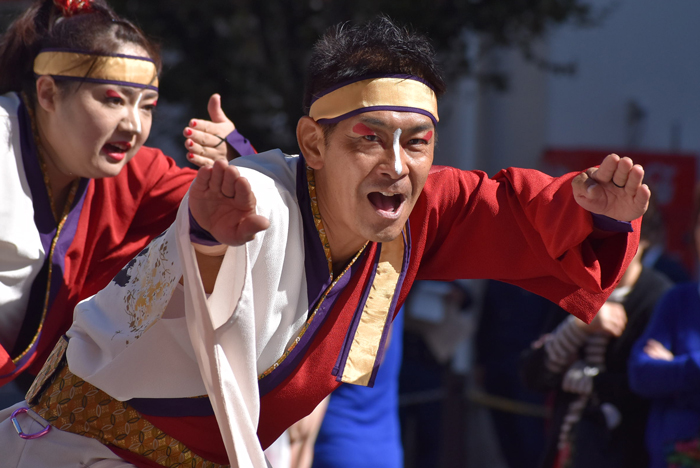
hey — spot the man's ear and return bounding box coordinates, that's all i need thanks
[296,116,325,170]
[35,75,59,113]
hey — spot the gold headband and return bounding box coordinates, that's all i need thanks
[309,76,438,125]
[34,50,159,90]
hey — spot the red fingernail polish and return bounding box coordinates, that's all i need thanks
[191,121,197,128]
[188,140,194,147]
[188,153,194,159]
[185,129,192,136]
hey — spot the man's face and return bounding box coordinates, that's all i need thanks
[312,110,435,251]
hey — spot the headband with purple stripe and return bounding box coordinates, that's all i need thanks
[309,74,439,125]
[34,49,159,90]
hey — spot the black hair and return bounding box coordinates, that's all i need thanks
[303,16,446,115]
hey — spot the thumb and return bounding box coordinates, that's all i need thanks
[207,93,230,124]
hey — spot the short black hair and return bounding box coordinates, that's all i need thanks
[303,16,446,115]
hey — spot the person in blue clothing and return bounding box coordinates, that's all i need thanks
[629,200,700,468]
[313,308,404,468]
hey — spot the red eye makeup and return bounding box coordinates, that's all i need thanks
[352,123,377,136]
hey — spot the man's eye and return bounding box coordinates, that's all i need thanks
[408,138,428,145]
[364,135,379,142]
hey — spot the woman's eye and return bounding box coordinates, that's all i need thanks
[105,91,124,105]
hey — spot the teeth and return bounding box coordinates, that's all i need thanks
[380,192,395,197]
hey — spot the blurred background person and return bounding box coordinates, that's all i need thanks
[522,203,672,468]
[628,192,700,468]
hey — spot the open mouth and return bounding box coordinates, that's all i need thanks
[103,142,132,161]
[367,191,406,216]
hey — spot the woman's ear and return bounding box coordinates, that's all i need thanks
[296,116,325,170]
[35,75,59,113]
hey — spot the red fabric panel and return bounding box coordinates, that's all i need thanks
[407,165,640,324]
[18,148,195,379]
[257,243,378,449]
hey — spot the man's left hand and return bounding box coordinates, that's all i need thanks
[572,153,650,221]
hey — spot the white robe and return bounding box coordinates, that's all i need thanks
[64,150,310,466]
[0,93,46,353]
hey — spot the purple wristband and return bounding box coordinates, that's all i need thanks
[226,129,256,157]
[189,209,221,246]
[591,213,633,232]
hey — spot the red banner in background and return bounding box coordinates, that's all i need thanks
[542,148,698,274]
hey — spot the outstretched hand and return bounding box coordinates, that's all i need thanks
[189,159,269,246]
[183,93,236,167]
[572,154,650,221]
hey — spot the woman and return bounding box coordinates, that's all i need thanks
[0,0,251,393]
[629,199,700,468]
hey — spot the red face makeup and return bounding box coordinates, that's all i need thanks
[106,89,121,99]
[423,131,434,142]
[352,123,377,136]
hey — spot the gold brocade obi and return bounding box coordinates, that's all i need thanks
[25,337,228,468]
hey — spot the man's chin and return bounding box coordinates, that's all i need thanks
[368,224,406,244]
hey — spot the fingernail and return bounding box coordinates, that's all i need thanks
[188,140,194,147]
[191,121,197,128]
[187,153,194,159]
[185,128,192,136]
[587,183,598,193]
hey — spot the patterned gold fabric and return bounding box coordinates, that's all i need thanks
[27,340,228,468]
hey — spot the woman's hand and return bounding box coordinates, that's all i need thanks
[189,159,269,246]
[183,94,236,167]
[572,153,651,221]
[644,339,674,361]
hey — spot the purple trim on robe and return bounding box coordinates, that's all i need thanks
[39,48,157,63]
[297,156,334,309]
[257,155,363,397]
[128,396,215,417]
[225,129,256,157]
[316,106,438,127]
[368,227,411,387]
[310,74,436,104]
[591,213,633,232]
[332,227,411,387]
[189,209,221,246]
[332,249,381,379]
[10,100,89,369]
[258,259,363,397]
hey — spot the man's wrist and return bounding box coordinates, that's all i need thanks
[591,213,633,233]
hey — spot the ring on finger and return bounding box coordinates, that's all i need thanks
[213,135,226,148]
[612,180,625,189]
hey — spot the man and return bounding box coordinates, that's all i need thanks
[0,17,648,468]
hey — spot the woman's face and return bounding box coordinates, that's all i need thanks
[40,43,158,180]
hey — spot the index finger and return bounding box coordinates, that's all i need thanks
[189,118,218,136]
[591,153,621,183]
